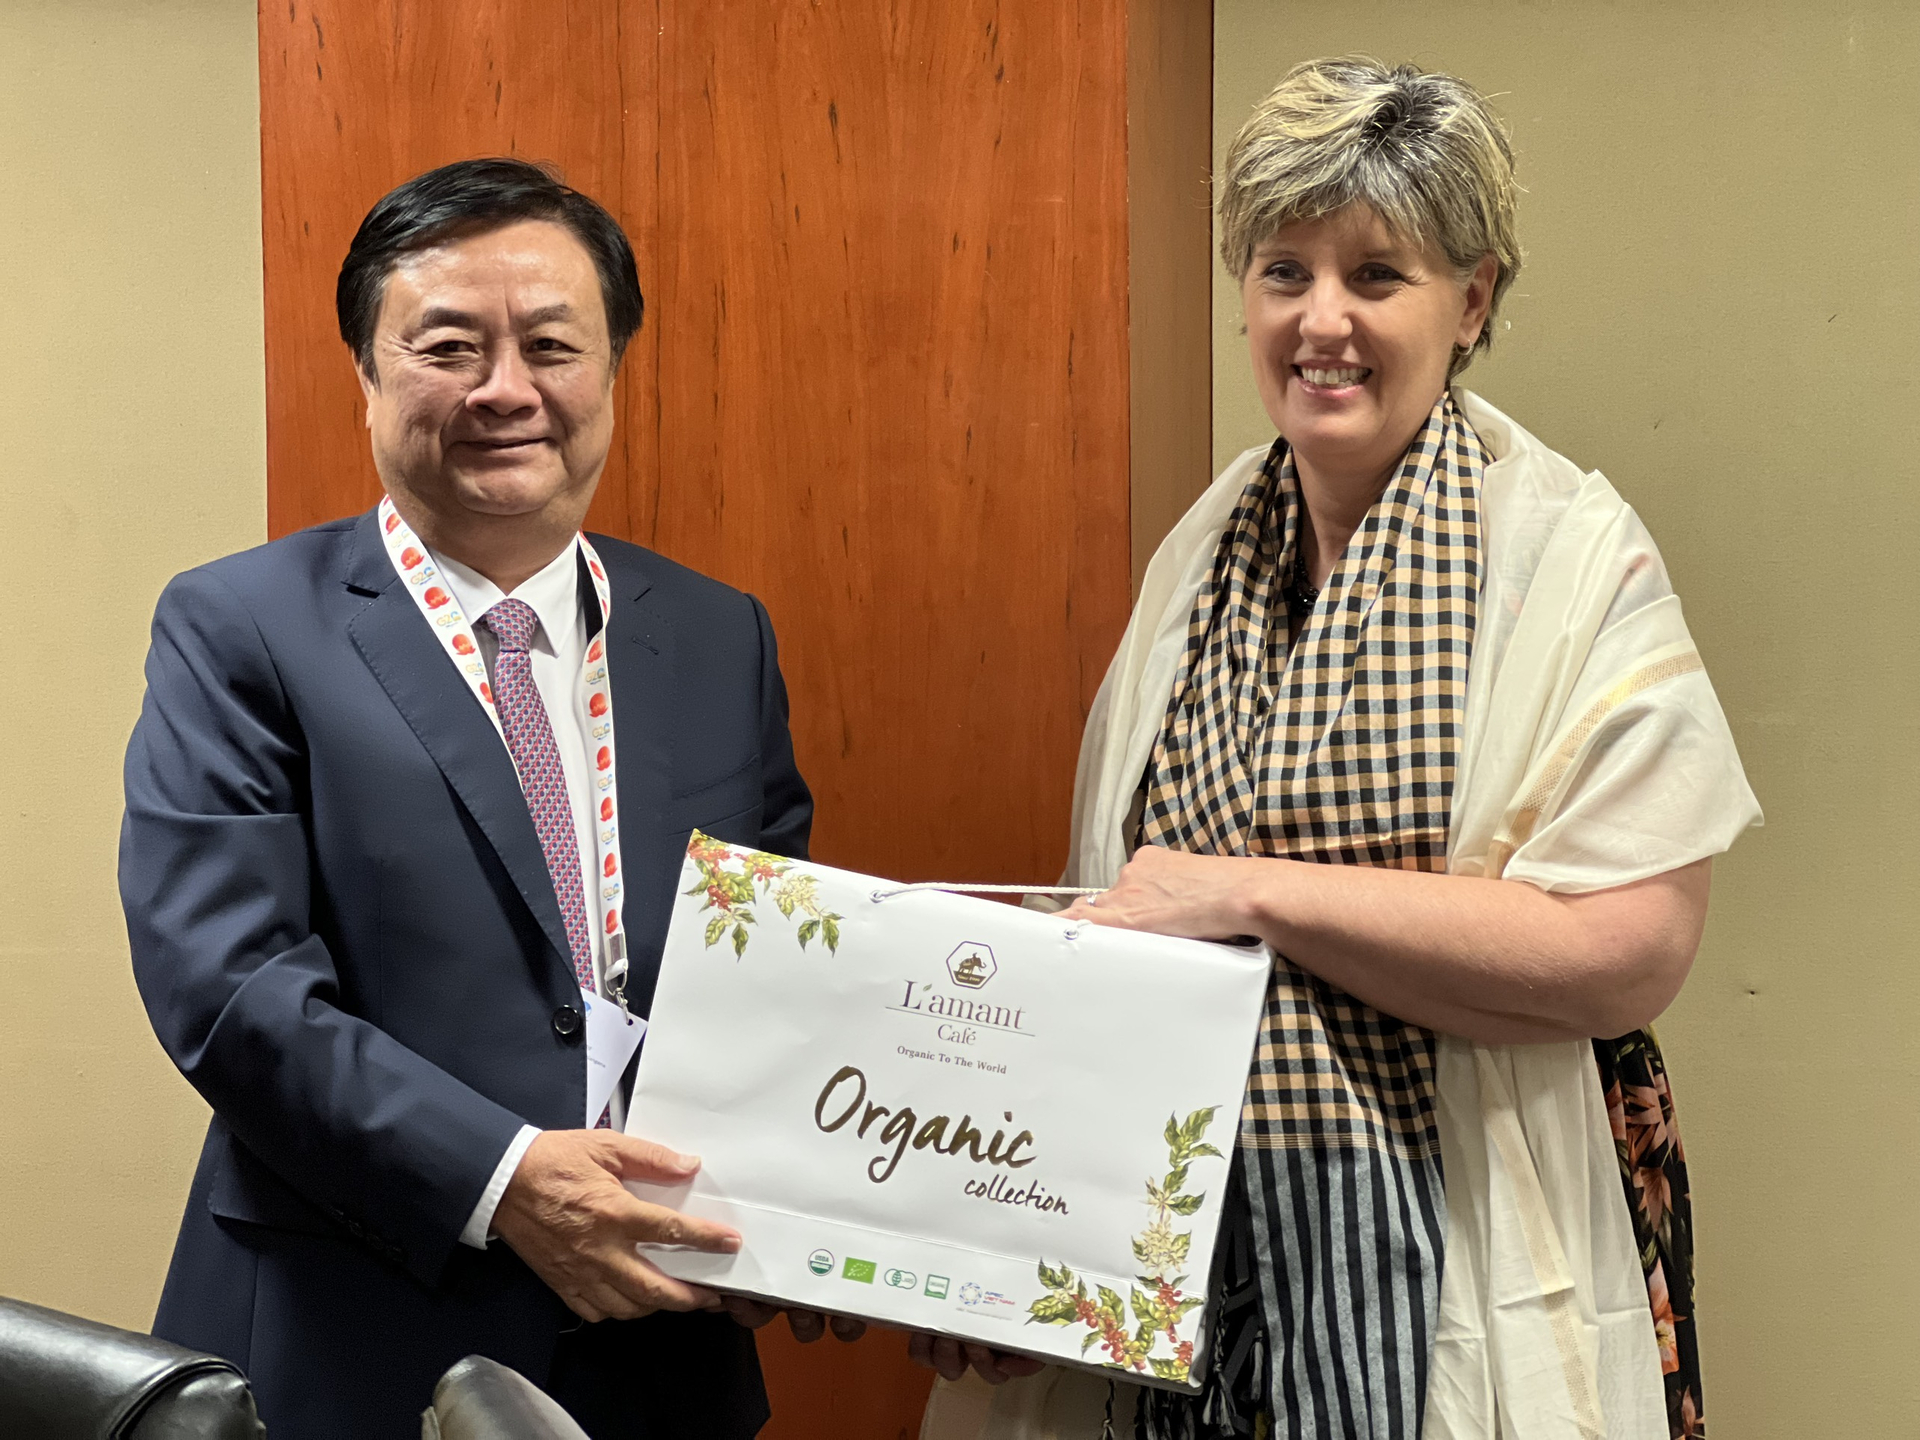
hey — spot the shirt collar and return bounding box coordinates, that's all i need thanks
[431,539,584,657]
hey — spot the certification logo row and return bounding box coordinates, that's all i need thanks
[806,1247,1021,1318]
[808,1247,956,1301]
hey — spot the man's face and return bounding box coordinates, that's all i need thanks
[360,219,616,530]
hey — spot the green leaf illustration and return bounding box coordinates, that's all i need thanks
[1030,1104,1222,1375]
[1028,1293,1079,1326]
[1129,1286,1163,1329]
[731,923,749,957]
[796,918,819,949]
[703,915,728,948]
[821,915,841,953]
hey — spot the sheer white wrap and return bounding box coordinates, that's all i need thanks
[921,391,1759,1440]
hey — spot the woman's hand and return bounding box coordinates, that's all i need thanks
[907,1332,1047,1385]
[1058,844,1260,940]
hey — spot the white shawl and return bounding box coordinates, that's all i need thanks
[923,390,1760,1440]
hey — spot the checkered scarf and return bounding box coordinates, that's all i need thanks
[1136,394,1484,1439]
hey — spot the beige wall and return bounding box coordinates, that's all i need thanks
[0,0,263,1330]
[1214,3,1919,1434]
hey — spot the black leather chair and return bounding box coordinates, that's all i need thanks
[421,1355,589,1440]
[0,1295,264,1439]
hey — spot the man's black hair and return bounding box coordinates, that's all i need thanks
[336,157,642,380]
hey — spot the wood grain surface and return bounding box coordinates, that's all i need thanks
[1126,0,1215,596]
[640,0,1131,882]
[259,2,1133,1433]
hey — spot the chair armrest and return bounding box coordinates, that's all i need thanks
[421,1355,589,1440]
[0,1295,263,1439]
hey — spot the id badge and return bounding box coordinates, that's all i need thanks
[582,986,646,1126]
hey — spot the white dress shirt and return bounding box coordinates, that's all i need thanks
[430,540,621,1248]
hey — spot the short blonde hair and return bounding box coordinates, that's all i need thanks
[1218,56,1522,372]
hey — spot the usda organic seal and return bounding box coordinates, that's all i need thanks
[807,1249,833,1276]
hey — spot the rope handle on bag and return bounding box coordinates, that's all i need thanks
[866,882,1103,902]
[865,882,1106,939]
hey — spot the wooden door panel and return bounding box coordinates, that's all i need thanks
[644,0,1130,883]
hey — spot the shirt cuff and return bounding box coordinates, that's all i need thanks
[459,1124,541,1249]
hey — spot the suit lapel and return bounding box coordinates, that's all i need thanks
[596,544,674,1009]
[601,546,670,834]
[343,512,576,981]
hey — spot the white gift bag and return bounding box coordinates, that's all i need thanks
[626,834,1270,1390]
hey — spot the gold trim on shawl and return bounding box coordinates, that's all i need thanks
[1484,649,1704,880]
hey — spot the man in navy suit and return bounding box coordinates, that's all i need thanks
[120,159,852,1438]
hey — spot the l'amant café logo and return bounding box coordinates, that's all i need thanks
[946,942,997,989]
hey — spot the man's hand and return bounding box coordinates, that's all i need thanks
[492,1129,739,1323]
[719,1296,867,1344]
[907,1332,1046,1385]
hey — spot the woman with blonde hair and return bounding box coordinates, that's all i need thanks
[918,56,1753,1440]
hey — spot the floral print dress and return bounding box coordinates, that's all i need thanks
[1593,1031,1704,1439]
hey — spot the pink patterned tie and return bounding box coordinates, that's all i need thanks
[479,600,595,992]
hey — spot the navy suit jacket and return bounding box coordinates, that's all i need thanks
[120,510,810,1438]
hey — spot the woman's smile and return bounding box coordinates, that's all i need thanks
[1292,363,1373,397]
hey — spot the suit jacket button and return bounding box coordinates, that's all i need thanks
[553,1005,583,1042]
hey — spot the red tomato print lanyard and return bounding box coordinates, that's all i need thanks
[377,496,634,1011]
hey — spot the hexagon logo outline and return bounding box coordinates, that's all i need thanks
[945,941,997,990]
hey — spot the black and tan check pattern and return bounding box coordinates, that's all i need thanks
[1139,397,1486,1440]
[1139,395,1485,1160]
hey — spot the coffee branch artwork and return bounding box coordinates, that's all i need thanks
[684,831,843,958]
[1026,1107,1221,1382]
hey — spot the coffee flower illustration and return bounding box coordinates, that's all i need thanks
[1027,1107,1221,1382]
[683,830,843,958]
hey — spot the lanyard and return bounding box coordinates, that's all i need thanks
[377,497,633,1012]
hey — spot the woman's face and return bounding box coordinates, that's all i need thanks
[1241,205,1496,492]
